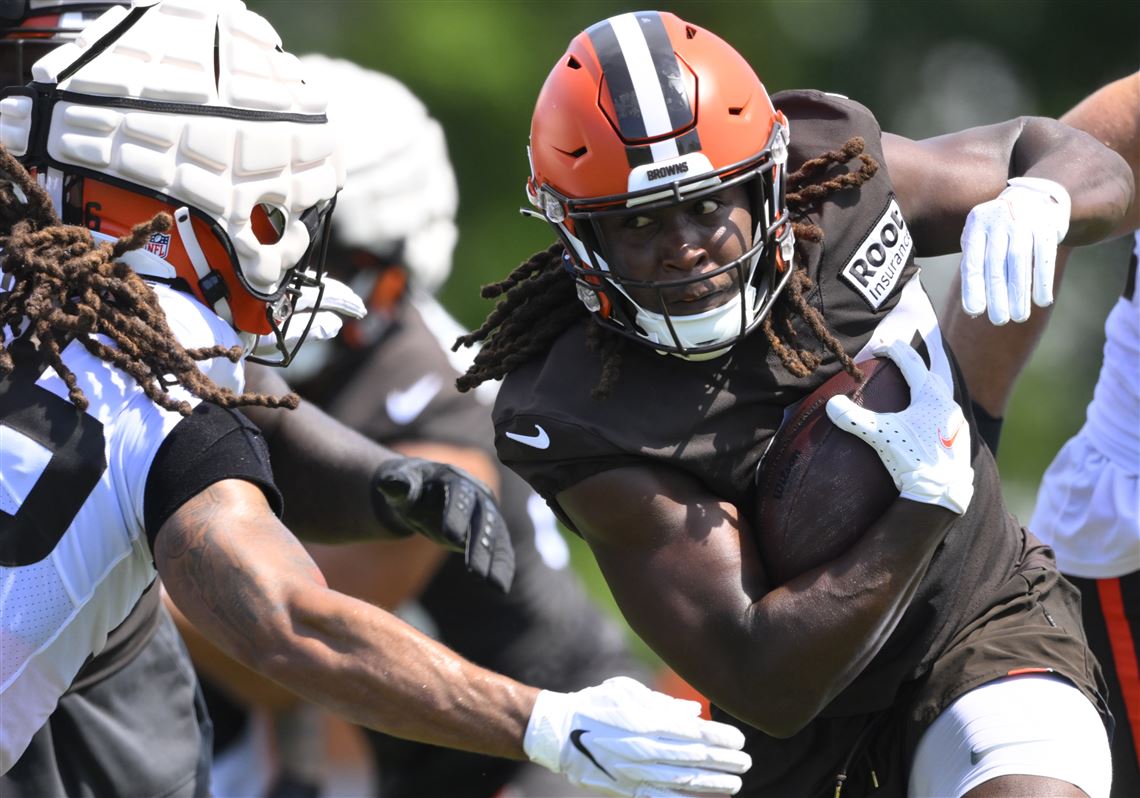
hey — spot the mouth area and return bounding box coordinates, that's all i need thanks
[665,287,730,315]
[660,271,741,315]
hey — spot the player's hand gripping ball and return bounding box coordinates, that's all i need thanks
[753,356,908,585]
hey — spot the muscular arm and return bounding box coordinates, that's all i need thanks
[176,371,503,702]
[155,478,536,757]
[163,589,299,711]
[884,114,1134,257]
[558,464,954,738]
[940,72,1140,416]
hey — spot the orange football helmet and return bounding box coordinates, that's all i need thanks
[526,10,794,359]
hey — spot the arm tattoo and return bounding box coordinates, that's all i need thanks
[159,484,276,654]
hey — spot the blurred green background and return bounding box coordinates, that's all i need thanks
[252,0,1137,661]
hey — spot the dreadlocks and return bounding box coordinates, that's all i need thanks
[455,136,879,398]
[0,145,297,416]
[763,136,879,381]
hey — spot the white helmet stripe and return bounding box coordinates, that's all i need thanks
[649,137,681,163]
[609,13,678,145]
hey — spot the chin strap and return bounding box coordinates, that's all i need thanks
[173,206,234,325]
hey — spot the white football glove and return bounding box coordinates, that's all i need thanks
[249,276,366,358]
[959,176,1071,325]
[524,676,751,797]
[825,341,974,515]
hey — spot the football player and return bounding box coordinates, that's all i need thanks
[0,3,752,796]
[455,11,1134,798]
[185,55,654,798]
[942,70,1140,798]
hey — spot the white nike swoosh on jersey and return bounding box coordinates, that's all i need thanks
[385,373,444,425]
[505,425,550,450]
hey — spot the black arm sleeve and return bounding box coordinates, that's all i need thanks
[144,402,283,552]
[970,400,1004,456]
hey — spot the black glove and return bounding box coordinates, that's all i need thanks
[370,457,515,592]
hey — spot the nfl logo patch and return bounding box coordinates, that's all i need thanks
[145,231,171,259]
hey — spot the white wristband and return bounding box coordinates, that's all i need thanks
[523,689,567,773]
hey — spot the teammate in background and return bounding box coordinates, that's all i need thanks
[187,55,653,798]
[942,71,1140,797]
[455,11,1134,797]
[0,3,752,796]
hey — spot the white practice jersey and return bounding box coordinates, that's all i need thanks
[1030,232,1140,578]
[0,279,243,773]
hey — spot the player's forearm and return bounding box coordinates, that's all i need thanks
[157,482,536,759]
[580,472,951,738]
[254,585,537,759]
[1010,116,1134,245]
[734,500,954,735]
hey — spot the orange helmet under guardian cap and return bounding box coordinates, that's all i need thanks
[0,0,343,366]
[526,10,794,359]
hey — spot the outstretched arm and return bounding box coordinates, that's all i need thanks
[156,479,752,796]
[156,478,533,755]
[304,434,502,608]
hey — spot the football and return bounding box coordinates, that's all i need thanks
[753,356,910,585]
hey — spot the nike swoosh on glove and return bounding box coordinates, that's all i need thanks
[249,277,367,358]
[959,176,1071,325]
[370,457,515,592]
[524,676,752,797]
[826,340,975,515]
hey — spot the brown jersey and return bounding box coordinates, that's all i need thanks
[492,91,1107,795]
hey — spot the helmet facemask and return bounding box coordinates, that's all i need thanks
[243,194,337,366]
[531,119,794,360]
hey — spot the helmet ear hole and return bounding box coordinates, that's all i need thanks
[251,203,286,245]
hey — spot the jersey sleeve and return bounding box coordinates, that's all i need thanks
[143,402,282,551]
[491,327,646,529]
